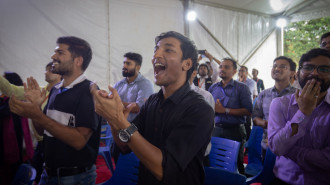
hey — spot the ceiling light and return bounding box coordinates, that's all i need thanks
[186,10,197,21]
[270,0,284,11]
[276,18,287,28]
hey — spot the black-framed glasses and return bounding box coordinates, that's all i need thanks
[300,64,330,75]
[320,41,330,47]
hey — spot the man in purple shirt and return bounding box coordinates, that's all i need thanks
[268,48,330,185]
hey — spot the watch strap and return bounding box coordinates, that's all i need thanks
[126,123,138,136]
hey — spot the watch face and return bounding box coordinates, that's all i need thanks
[118,130,129,143]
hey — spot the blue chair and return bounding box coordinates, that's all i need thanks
[102,152,139,185]
[11,163,36,185]
[99,124,115,173]
[245,125,264,176]
[204,167,246,185]
[246,148,276,185]
[209,137,241,173]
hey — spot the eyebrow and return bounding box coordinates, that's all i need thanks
[163,43,175,47]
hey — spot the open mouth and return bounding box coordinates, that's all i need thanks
[154,63,165,74]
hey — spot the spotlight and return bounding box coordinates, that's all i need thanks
[186,10,197,21]
[276,18,287,28]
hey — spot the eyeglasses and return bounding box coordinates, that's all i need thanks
[272,64,287,70]
[300,64,330,75]
[320,41,330,47]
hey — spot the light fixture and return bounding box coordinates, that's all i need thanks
[270,0,284,11]
[186,10,197,21]
[276,17,287,28]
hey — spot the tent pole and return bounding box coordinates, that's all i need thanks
[183,0,190,37]
[241,28,276,66]
[196,18,236,61]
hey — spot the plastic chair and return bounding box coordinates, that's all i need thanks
[209,137,241,173]
[245,125,264,176]
[11,163,36,185]
[99,124,115,173]
[204,166,246,185]
[246,148,276,185]
[102,152,139,185]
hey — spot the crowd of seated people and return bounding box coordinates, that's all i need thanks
[1,31,329,185]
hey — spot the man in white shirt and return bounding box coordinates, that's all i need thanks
[238,66,257,141]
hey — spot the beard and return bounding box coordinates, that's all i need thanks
[298,74,330,92]
[122,68,136,77]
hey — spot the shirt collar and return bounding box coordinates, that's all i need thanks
[126,73,142,84]
[219,79,234,87]
[158,82,191,105]
[55,74,86,90]
[271,84,293,93]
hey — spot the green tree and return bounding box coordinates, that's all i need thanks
[284,17,330,64]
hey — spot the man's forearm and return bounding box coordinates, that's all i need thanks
[253,117,267,128]
[286,146,330,172]
[0,76,25,100]
[34,113,92,150]
[228,108,251,116]
[128,132,164,181]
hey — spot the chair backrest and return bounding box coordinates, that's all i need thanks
[246,148,276,185]
[204,167,246,185]
[209,137,240,172]
[245,125,264,176]
[99,124,115,173]
[11,163,36,185]
[107,152,139,185]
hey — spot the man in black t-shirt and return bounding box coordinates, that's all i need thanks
[10,36,101,185]
[92,31,214,185]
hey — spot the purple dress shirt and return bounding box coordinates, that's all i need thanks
[268,89,330,185]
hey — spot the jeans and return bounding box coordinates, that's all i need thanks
[38,165,96,185]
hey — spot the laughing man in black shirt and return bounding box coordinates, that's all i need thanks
[91,31,214,185]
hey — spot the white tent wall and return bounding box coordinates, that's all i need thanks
[0,0,284,91]
[0,0,109,89]
[0,0,183,90]
[108,0,184,90]
[190,3,277,89]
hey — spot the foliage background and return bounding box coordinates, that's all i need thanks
[284,17,330,65]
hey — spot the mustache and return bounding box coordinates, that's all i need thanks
[305,75,324,83]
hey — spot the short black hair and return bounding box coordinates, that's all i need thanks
[155,31,198,82]
[198,63,209,73]
[124,52,142,66]
[274,56,296,71]
[320,32,330,45]
[56,36,92,71]
[222,58,237,69]
[4,72,23,86]
[299,48,330,68]
[252,68,259,74]
[240,66,248,72]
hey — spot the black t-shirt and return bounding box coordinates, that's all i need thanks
[43,79,101,169]
[133,82,214,185]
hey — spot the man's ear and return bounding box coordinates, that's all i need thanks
[182,58,192,71]
[233,69,237,75]
[75,56,84,68]
[136,64,141,72]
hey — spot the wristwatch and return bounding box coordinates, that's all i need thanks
[225,108,230,115]
[118,123,138,143]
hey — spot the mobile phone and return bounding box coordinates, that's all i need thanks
[198,50,206,55]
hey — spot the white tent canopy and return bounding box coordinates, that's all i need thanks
[1,0,329,90]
